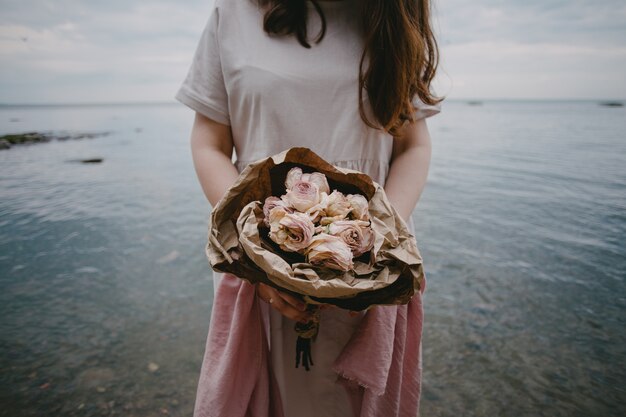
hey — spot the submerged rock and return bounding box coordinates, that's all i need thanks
[0,130,111,150]
[77,367,116,389]
[1,132,51,145]
[157,250,180,264]
[599,101,624,107]
[147,362,160,373]
[65,157,105,164]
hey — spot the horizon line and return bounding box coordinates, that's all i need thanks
[1,98,624,107]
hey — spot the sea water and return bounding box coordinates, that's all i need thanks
[0,101,624,416]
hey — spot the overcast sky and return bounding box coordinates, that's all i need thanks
[1,0,625,103]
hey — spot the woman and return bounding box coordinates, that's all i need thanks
[175,0,442,416]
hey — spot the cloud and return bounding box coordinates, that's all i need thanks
[437,42,626,98]
[0,0,624,102]
[435,0,626,46]
[0,0,213,103]
[433,0,626,98]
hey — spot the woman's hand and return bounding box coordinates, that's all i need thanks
[256,283,312,323]
[256,283,360,320]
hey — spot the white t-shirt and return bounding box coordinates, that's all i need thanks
[175,0,440,178]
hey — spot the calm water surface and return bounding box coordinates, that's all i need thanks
[0,101,624,416]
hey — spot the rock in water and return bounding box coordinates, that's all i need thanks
[157,250,180,264]
[0,130,111,150]
[1,132,50,145]
[77,367,116,389]
[599,101,624,107]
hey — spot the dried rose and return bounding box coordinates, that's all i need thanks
[268,211,316,253]
[262,196,293,227]
[303,191,329,223]
[284,181,322,212]
[285,167,330,195]
[305,233,354,272]
[346,194,370,221]
[301,172,330,195]
[285,167,304,190]
[325,190,351,218]
[327,219,374,257]
[267,206,289,231]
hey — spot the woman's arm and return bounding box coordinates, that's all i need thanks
[384,118,433,222]
[189,112,240,207]
[189,112,311,322]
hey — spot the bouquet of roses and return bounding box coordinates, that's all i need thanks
[263,166,375,273]
[206,147,425,370]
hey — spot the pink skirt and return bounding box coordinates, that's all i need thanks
[268,304,366,417]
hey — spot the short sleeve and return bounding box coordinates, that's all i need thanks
[411,94,441,121]
[174,2,230,125]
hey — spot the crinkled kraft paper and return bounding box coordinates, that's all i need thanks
[206,147,425,311]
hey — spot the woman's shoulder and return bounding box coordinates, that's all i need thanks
[215,0,261,15]
[209,0,266,34]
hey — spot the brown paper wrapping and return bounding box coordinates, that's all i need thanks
[206,147,425,311]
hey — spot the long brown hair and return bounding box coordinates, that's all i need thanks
[255,0,442,136]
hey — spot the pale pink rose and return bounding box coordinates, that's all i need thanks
[268,211,315,253]
[285,167,304,191]
[305,233,354,271]
[304,191,329,223]
[327,219,374,257]
[285,167,330,195]
[262,196,293,227]
[346,194,370,221]
[284,181,321,212]
[325,190,351,218]
[267,206,289,231]
[301,172,330,194]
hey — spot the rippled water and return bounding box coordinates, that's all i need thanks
[1,101,624,416]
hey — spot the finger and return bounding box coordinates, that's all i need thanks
[256,283,272,302]
[269,296,312,323]
[348,310,360,317]
[259,284,305,312]
[275,290,307,312]
[258,284,312,322]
